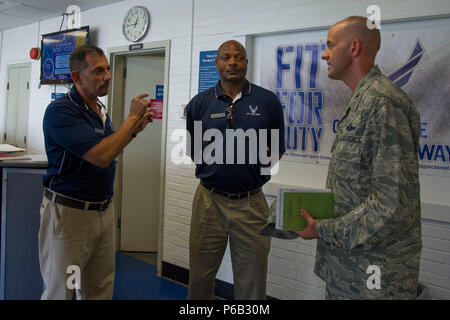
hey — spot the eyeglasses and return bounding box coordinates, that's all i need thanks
[226,102,236,128]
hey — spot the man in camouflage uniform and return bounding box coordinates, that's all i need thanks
[296,16,422,299]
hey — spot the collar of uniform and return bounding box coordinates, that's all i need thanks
[69,85,106,115]
[214,79,252,99]
[338,65,382,124]
[350,65,382,100]
[69,85,88,110]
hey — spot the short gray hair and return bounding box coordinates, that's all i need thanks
[69,45,104,72]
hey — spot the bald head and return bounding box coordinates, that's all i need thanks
[333,16,381,59]
[322,16,381,89]
[217,40,247,59]
[215,40,248,85]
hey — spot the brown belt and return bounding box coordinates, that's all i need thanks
[44,189,111,211]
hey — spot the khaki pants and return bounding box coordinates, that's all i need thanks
[188,184,271,300]
[38,192,115,300]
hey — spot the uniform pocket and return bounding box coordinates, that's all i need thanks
[249,192,270,223]
[333,136,362,173]
[39,198,51,228]
[40,201,46,217]
[53,203,67,233]
[192,185,213,224]
[329,139,364,212]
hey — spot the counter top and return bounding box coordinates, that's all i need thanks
[0,154,48,169]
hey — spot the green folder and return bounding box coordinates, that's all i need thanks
[282,192,334,231]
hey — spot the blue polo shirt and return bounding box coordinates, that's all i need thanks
[186,80,285,193]
[42,86,116,202]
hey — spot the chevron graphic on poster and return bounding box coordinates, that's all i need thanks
[259,28,450,176]
[387,40,424,87]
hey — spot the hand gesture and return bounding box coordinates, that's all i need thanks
[135,108,154,134]
[129,94,150,118]
[295,209,319,240]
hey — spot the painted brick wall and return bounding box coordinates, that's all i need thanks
[419,219,450,299]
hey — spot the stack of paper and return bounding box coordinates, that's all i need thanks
[276,187,334,231]
[0,144,27,160]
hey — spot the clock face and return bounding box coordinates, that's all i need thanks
[122,6,150,42]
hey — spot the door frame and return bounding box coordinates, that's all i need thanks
[107,40,170,276]
[3,62,31,146]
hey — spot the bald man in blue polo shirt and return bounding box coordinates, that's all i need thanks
[186,40,285,299]
[39,45,153,300]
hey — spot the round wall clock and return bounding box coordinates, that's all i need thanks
[122,6,150,42]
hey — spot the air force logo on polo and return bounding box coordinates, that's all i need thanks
[247,104,260,116]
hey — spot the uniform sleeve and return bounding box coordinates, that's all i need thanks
[316,97,419,249]
[48,105,102,158]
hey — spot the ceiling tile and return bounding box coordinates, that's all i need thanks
[5,5,56,19]
[0,12,35,30]
[10,0,91,12]
[0,1,20,13]
[0,0,124,31]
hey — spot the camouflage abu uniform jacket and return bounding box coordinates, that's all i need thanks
[314,65,422,299]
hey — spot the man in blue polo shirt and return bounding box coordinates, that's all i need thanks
[186,40,285,299]
[39,45,153,300]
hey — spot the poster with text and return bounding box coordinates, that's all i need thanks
[259,27,450,176]
[198,50,220,93]
[150,99,163,119]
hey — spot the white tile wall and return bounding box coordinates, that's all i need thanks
[419,219,450,299]
[1,0,450,299]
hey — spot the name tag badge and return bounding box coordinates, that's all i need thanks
[210,112,226,119]
[95,128,105,135]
